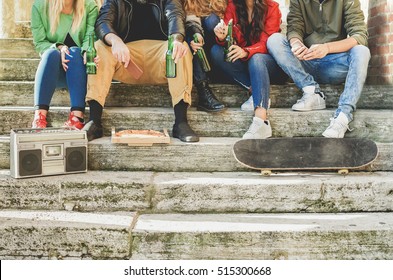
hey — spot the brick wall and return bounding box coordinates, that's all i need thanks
[367,0,393,84]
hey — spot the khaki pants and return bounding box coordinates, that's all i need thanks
[86,40,193,107]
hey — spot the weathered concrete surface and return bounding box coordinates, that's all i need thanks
[0,39,37,58]
[0,137,392,172]
[151,172,393,213]
[0,170,152,211]
[1,170,393,213]
[0,107,392,142]
[0,58,37,81]
[131,213,393,259]
[1,80,393,109]
[0,210,134,259]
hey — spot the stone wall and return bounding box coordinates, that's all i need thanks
[367,0,393,84]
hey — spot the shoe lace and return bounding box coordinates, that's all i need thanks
[296,94,310,104]
[34,112,47,126]
[328,117,353,132]
[64,113,83,128]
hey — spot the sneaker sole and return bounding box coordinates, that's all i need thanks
[197,106,227,113]
[291,105,326,112]
[240,107,254,111]
[322,132,344,138]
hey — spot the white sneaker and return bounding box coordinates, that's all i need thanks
[242,117,272,139]
[292,92,326,111]
[241,96,254,111]
[322,112,351,138]
[241,96,271,111]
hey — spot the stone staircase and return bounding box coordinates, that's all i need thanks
[0,38,392,260]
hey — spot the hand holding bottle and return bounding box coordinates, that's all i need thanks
[190,33,204,54]
[214,19,231,41]
[172,40,189,64]
[83,53,100,68]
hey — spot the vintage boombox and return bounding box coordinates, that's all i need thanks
[10,128,88,178]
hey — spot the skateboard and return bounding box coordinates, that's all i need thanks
[233,138,378,175]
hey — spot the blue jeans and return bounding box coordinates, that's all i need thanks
[186,13,220,84]
[267,33,370,121]
[211,44,287,110]
[34,47,87,112]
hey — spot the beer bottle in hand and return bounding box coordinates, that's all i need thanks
[86,32,97,75]
[166,35,176,78]
[224,20,233,62]
[193,34,211,72]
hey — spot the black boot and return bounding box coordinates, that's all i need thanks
[82,120,103,141]
[172,122,199,142]
[82,100,104,141]
[196,80,226,112]
[173,100,199,142]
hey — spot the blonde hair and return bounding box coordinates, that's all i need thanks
[184,0,227,18]
[48,0,85,34]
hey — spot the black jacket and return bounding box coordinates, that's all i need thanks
[95,0,186,43]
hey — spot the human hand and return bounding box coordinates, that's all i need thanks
[110,37,131,67]
[172,40,189,64]
[227,45,248,62]
[214,19,230,41]
[94,55,100,68]
[303,44,329,60]
[59,45,70,71]
[190,33,204,54]
[290,39,308,60]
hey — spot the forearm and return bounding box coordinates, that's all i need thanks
[104,32,122,46]
[325,37,358,54]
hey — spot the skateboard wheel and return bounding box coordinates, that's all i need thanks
[261,170,272,176]
[338,169,349,175]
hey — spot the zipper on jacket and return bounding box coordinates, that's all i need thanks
[150,2,167,37]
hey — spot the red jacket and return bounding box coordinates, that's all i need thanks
[219,0,281,60]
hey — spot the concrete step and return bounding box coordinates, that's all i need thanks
[0,107,392,142]
[1,211,392,259]
[1,81,393,109]
[0,210,133,259]
[0,136,392,172]
[1,170,392,213]
[131,212,393,259]
[0,39,37,58]
[0,58,37,81]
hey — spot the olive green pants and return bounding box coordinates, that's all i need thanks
[86,39,193,107]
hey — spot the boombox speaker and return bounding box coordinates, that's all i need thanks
[10,128,88,178]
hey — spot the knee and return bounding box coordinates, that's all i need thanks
[66,47,84,65]
[350,45,371,63]
[267,33,288,53]
[203,13,220,33]
[95,40,110,56]
[40,48,60,63]
[248,54,269,71]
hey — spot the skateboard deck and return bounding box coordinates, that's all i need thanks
[233,138,378,175]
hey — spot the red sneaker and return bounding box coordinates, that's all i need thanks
[64,112,84,130]
[32,112,47,128]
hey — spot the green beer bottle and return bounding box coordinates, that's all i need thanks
[224,20,234,62]
[86,32,97,75]
[193,34,211,72]
[166,35,176,78]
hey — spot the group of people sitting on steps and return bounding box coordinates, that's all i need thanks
[30,0,370,142]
